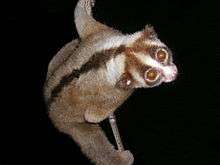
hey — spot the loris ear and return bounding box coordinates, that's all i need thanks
[143,25,157,39]
[115,72,135,90]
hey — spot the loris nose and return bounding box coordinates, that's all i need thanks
[162,64,178,82]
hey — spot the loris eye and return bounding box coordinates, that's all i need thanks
[156,49,168,63]
[144,68,159,82]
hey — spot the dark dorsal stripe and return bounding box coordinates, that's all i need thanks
[47,45,126,107]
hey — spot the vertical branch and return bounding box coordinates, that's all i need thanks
[109,113,125,151]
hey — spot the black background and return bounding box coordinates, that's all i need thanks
[2,0,220,164]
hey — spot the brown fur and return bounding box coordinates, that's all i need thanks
[47,39,80,79]
[44,29,165,165]
[44,0,171,164]
[48,67,134,164]
[46,45,126,107]
[44,29,164,165]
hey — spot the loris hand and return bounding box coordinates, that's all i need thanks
[117,150,134,165]
[84,108,113,123]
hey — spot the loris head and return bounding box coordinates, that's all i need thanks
[115,25,178,90]
[73,0,177,90]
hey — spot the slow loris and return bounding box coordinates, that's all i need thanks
[44,0,178,164]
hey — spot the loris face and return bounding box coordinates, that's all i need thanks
[133,44,178,88]
[117,26,178,89]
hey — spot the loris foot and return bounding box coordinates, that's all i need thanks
[116,150,134,165]
[84,108,111,123]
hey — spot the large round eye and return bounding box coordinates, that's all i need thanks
[156,49,168,63]
[144,68,159,82]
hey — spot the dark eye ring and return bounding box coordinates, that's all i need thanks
[155,48,168,63]
[144,68,160,82]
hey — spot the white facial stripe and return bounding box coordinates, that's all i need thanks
[106,54,125,84]
[130,69,146,87]
[135,53,163,68]
[96,32,142,51]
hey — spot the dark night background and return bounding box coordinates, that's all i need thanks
[2,0,220,164]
